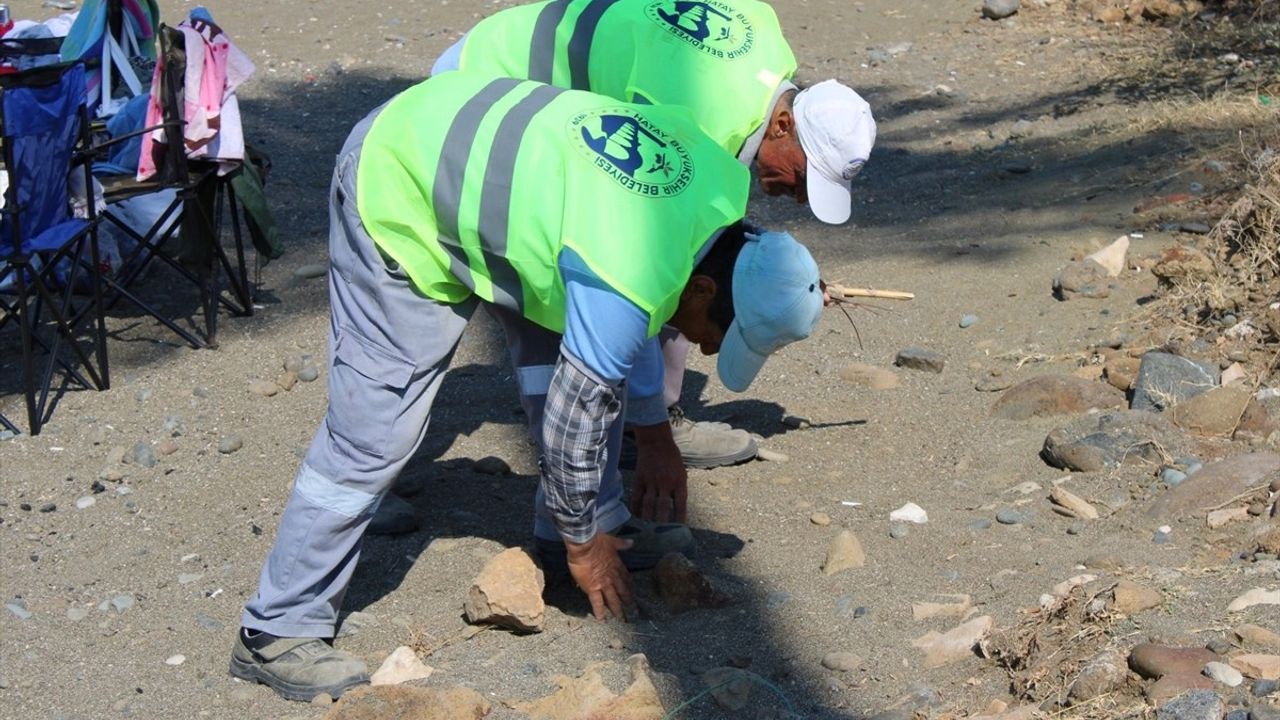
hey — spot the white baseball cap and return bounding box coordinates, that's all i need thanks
[717,231,823,393]
[793,80,877,225]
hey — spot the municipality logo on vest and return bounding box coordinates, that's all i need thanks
[571,109,694,197]
[646,0,755,60]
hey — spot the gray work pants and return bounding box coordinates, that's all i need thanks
[240,109,629,639]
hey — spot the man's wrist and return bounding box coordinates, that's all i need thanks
[631,420,676,448]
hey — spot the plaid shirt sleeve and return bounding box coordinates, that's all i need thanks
[540,351,624,544]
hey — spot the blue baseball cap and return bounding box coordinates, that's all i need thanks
[717,232,823,393]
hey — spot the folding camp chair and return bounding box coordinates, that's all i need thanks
[0,62,110,435]
[95,23,253,349]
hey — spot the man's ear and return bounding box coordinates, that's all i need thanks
[771,107,795,138]
[681,274,717,306]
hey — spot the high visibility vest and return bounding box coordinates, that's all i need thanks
[356,72,749,337]
[457,0,797,155]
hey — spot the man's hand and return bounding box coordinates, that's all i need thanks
[630,421,688,523]
[565,533,635,621]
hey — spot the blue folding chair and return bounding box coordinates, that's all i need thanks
[0,61,110,435]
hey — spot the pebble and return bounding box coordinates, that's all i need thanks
[162,416,185,437]
[1254,678,1279,696]
[293,263,329,280]
[178,573,204,586]
[195,612,224,632]
[192,386,209,398]
[165,654,186,666]
[765,591,791,610]
[756,448,789,463]
[810,512,831,526]
[894,347,945,374]
[890,502,928,524]
[39,503,56,513]
[1203,661,1244,687]
[218,436,244,454]
[135,388,153,403]
[75,496,96,510]
[5,600,32,620]
[157,439,179,456]
[1154,530,1172,545]
[248,380,279,397]
[889,523,911,539]
[996,509,1030,525]
[297,365,320,382]
[284,355,306,374]
[1161,467,1189,486]
[116,485,133,496]
[127,442,157,468]
[821,652,861,672]
[1067,521,1085,535]
[111,594,135,613]
[982,0,1020,20]
[1219,52,1240,64]
[968,518,992,530]
[66,607,89,621]
[959,314,979,328]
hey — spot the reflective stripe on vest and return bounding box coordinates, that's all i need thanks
[431,78,567,311]
[528,0,570,82]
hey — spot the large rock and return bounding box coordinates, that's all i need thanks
[323,686,490,720]
[512,654,668,720]
[1054,259,1111,300]
[1068,648,1129,704]
[990,375,1125,420]
[1151,245,1216,287]
[1129,643,1216,679]
[1086,235,1130,277]
[1148,453,1280,521]
[1104,355,1141,391]
[1146,673,1214,705]
[911,616,993,668]
[1234,624,1280,650]
[1131,352,1217,412]
[822,530,866,575]
[652,553,733,614]
[1042,411,1185,472]
[1155,689,1222,718]
[1170,385,1255,437]
[1229,654,1280,680]
[464,548,545,633]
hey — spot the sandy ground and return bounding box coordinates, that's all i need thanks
[1,0,1278,718]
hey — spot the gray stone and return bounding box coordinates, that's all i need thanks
[1067,521,1085,535]
[293,263,329,280]
[1132,352,1218,412]
[135,388,153,403]
[75,496,95,510]
[894,347,945,374]
[1041,411,1185,472]
[968,518,993,530]
[1251,702,1280,719]
[996,509,1031,525]
[959,314,979,328]
[1161,467,1189,486]
[283,355,306,374]
[1009,119,1034,138]
[1203,661,1244,687]
[111,594,135,613]
[297,365,320,382]
[821,651,861,672]
[1253,678,1278,696]
[192,386,209,398]
[982,0,1020,19]
[126,441,157,468]
[218,435,244,455]
[195,612,224,632]
[889,523,911,539]
[1154,530,1171,545]
[5,600,31,620]
[1156,690,1223,720]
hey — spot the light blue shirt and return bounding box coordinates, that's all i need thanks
[560,248,667,426]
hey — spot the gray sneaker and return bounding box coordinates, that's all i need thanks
[668,406,758,469]
[229,628,369,702]
[367,492,419,536]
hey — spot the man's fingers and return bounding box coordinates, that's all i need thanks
[602,584,626,621]
[586,588,607,621]
[655,496,671,523]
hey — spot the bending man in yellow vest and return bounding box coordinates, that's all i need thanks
[229,71,823,702]
[428,0,875,487]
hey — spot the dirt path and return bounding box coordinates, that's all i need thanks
[2,1,1277,718]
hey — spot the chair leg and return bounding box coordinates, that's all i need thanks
[13,261,41,435]
[88,225,110,391]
